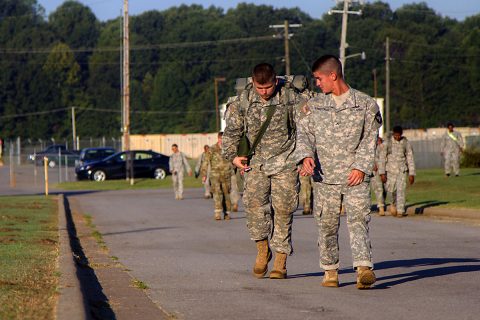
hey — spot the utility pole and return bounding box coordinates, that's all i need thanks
[71,107,76,150]
[385,36,391,135]
[269,21,302,76]
[214,77,226,132]
[328,0,363,74]
[122,0,130,153]
[372,69,377,98]
[122,0,133,184]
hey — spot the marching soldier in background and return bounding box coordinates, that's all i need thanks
[223,63,305,280]
[372,137,386,216]
[230,170,241,212]
[297,55,381,289]
[201,132,233,220]
[441,123,464,177]
[169,144,192,200]
[195,144,212,199]
[379,126,415,217]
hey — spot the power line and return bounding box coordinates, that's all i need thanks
[0,35,278,55]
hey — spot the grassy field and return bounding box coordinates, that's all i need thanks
[0,195,58,319]
[376,168,480,210]
[405,168,480,209]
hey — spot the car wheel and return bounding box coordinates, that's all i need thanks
[92,170,107,182]
[49,160,56,168]
[153,168,167,180]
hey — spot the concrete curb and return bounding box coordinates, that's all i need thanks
[56,194,89,320]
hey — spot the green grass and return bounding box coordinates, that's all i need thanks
[131,279,149,290]
[56,175,203,191]
[0,195,58,319]
[377,168,480,210]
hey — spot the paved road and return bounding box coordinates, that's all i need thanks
[69,187,480,320]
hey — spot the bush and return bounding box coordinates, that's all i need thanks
[461,150,480,168]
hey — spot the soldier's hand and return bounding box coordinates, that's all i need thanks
[233,156,250,172]
[380,174,387,183]
[347,169,365,186]
[298,167,311,176]
[409,175,415,185]
[373,164,378,172]
[188,170,193,177]
[301,157,315,175]
[202,176,207,183]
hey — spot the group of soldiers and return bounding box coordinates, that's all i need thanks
[169,55,466,290]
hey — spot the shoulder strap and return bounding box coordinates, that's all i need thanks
[248,104,276,156]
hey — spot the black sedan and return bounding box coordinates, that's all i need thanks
[75,150,170,181]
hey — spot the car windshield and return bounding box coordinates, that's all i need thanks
[83,149,115,160]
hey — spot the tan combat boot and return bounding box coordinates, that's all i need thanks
[214,210,222,221]
[356,266,376,289]
[322,270,339,288]
[269,252,287,279]
[232,203,238,212]
[378,205,385,216]
[389,204,397,217]
[253,240,272,278]
[224,211,231,220]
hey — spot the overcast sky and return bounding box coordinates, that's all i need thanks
[38,0,479,21]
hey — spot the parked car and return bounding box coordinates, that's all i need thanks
[76,147,116,168]
[29,144,79,167]
[75,150,170,181]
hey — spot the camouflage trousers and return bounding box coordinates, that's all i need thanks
[243,167,299,255]
[172,171,184,198]
[385,172,407,214]
[230,171,241,206]
[371,171,385,207]
[444,151,460,176]
[299,175,312,212]
[313,182,373,270]
[210,173,231,212]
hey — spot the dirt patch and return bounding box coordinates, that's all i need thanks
[0,236,17,244]
[0,227,20,232]
[0,280,17,286]
[39,238,57,245]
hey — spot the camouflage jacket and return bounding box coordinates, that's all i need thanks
[440,131,464,154]
[222,83,305,176]
[378,137,416,176]
[169,151,191,174]
[200,143,232,177]
[296,88,382,185]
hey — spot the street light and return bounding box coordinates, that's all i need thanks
[214,77,226,132]
[345,51,366,61]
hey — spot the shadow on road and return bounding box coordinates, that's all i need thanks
[63,195,117,319]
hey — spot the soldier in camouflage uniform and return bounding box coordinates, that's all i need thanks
[169,144,192,200]
[371,137,386,216]
[201,132,234,220]
[230,170,241,212]
[440,123,464,177]
[378,126,415,217]
[297,55,381,289]
[222,63,304,279]
[195,145,211,199]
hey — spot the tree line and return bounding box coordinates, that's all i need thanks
[0,0,479,140]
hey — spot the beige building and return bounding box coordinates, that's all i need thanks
[130,133,218,158]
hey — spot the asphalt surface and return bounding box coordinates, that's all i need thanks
[69,187,480,320]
